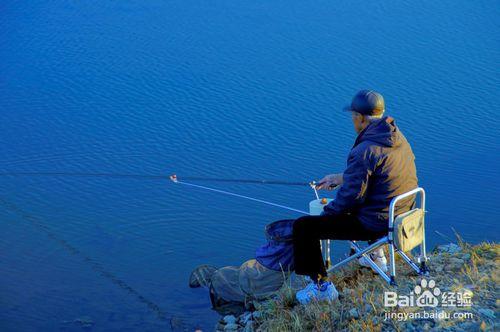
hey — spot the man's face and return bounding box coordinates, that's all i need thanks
[351,112,364,133]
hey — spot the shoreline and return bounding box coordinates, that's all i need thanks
[215,241,498,331]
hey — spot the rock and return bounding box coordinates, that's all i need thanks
[458,322,480,331]
[348,308,359,319]
[403,324,416,332]
[445,257,464,270]
[462,253,471,260]
[224,323,239,331]
[436,243,461,254]
[448,243,461,253]
[215,322,226,331]
[223,315,237,325]
[478,308,495,319]
[434,265,443,273]
[417,318,435,330]
[252,311,262,319]
[449,257,464,265]
[364,304,372,313]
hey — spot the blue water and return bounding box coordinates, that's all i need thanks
[1,0,499,330]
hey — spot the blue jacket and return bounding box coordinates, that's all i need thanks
[323,116,418,232]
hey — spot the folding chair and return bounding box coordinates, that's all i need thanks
[324,187,429,286]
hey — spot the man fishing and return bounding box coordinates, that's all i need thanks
[293,90,418,304]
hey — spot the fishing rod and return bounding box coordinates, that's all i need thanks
[171,176,313,186]
[0,172,316,187]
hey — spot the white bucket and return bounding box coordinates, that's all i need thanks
[309,198,333,216]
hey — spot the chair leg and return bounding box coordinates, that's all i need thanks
[388,242,397,286]
[420,227,430,274]
[396,249,421,273]
[326,240,331,268]
[320,240,331,269]
[419,240,430,275]
[319,240,332,269]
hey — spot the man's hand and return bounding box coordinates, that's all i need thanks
[316,173,343,190]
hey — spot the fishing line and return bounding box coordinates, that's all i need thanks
[170,177,336,270]
[0,197,185,328]
[170,177,310,215]
[0,172,167,180]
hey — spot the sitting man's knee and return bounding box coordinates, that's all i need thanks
[293,216,310,233]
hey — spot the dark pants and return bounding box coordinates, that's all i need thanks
[292,214,386,280]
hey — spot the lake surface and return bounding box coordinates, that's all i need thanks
[1,0,499,330]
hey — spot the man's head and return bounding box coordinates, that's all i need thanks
[344,90,385,133]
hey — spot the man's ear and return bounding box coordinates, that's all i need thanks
[360,114,368,125]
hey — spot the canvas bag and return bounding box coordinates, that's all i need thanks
[207,259,287,315]
[394,208,424,252]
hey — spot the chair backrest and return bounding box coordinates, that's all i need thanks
[389,187,426,252]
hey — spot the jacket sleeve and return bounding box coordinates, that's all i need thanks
[323,146,373,215]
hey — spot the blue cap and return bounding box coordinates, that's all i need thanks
[343,90,385,116]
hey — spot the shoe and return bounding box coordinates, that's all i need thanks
[296,281,339,305]
[298,280,316,294]
[358,248,388,273]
